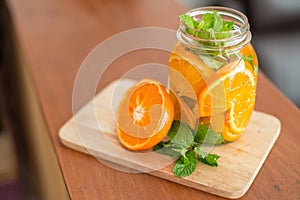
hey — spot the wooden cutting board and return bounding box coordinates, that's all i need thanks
[59,79,281,199]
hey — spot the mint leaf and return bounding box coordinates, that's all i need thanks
[173,151,197,177]
[194,146,220,167]
[242,54,258,74]
[153,120,221,178]
[199,154,220,167]
[213,10,223,32]
[153,141,169,151]
[154,144,181,158]
[197,13,214,30]
[167,120,180,140]
[199,54,227,70]
[222,21,234,31]
[194,123,225,145]
[179,14,196,29]
[242,54,254,65]
[171,122,194,149]
[181,10,234,43]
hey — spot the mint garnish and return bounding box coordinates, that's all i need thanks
[154,120,221,177]
[179,10,235,40]
[195,123,225,145]
[174,151,197,177]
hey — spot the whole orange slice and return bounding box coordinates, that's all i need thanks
[198,60,256,141]
[225,66,256,134]
[116,79,174,150]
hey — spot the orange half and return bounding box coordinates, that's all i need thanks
[116,79,174,150]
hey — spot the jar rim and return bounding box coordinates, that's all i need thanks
[178,6,251,53]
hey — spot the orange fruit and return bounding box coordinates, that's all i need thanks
[168,49,214,128]
[198,60,256,141]
[225,65,256,134]
[198,60,243,117]
[168,52,207,99]
[221,124,242,141]
[116,79,174,150]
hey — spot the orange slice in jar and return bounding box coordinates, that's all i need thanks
[168,52,208,99]
[225,65,256,134]
[198,60,243,117]
[198,60,256,141]
[116,79,174,150]
[168,48,214,128]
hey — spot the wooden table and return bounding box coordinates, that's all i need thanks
[5,0,300,199]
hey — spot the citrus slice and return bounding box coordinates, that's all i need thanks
[116,79,174,150]
[198,60,243,117]
[168,49,214,128]
[221,124,242,141]
[226,67,256,134]
[168,52,208,99]
[198,60,256,141]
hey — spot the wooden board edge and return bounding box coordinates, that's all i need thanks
[58,101,282,199]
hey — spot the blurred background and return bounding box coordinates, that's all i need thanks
[0,0,299,200]
[179,0,300,107]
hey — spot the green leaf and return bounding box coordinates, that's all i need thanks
[180,10,234,44]
[155,145,181,158]
[173,151,197,177]
[197,13,214,30]
[153,140,183,158]
[167,120,180,140]
[199,54,227,70]
[171,121,194,149]
[194,146,220,167]
[179,14,196,29]
[153,141,169,151]
[213,10,223,32]
[222,21,234,31]
[242,54,258,75]
[194,123,225,145]
[199,154,220,167]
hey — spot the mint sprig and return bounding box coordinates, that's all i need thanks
[179,10,235,40]
[194,146,220,167]
[174,151,197,177]
[179,11,236,70]
[195,123,225,145]
[154,120,221,177]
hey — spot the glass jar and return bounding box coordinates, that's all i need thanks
[168,7,258,143]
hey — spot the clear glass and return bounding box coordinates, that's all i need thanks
[168,6,258,143]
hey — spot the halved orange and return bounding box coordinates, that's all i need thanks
[116,79,174,150]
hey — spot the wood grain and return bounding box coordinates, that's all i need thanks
[59,79,281,199]
[6,0,300,199]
